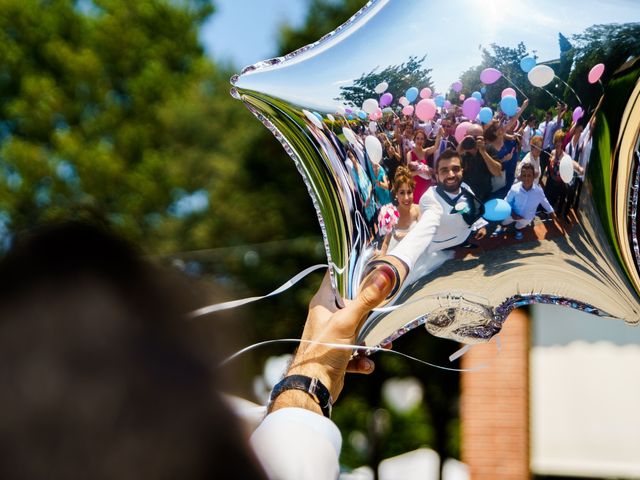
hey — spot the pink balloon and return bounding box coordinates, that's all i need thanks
[451,81,463,93]
[419,87,432,99]
[402,105,414,116]
[415,99,436,121]
[588,63,605,84]
[480,68,502,85]
[462,97,481,121]
[399,96,409,107]
[454,121,472,143]
[459,94,465,101]
[501,87,516,98]
[379,92,393,107]
[572,107,584,123]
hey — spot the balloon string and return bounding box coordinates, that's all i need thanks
[502,74,529,101]
[541,87,562,104]
[555,76,582,105]
[188,264,329,318]
[219,338,494,373]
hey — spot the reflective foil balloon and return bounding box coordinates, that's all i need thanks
[230,0,640,349]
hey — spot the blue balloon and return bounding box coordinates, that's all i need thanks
[313,111,323,121]
[520,56,536,73]
[405,86,419,103]
[535,129,543,137]
[357,111,367,119]
[500,95,518,116]
[483,199,512,222]
[479,107,493,124]
[471,91,482,100]
[347,114,354,120]
[480,87,486,94]
[434,94,445,107]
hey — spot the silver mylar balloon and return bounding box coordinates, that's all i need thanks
[231,0,640,348]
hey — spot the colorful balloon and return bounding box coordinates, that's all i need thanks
[451,81,462,93]
[559,155,575,183]
[454,121,471,143]
[471,91,482,100]
[379,92,393,107]
[434,94,445,107]
[374,81,389,94]
[362,98,378,114]
[483,199,512,221]
[528,65,555,87]
[479,107,493,124]
[500,95,518,116]
[365,135,383,165]
[462,97,481,120]
[401,105,414,116]
[501,87,516,98]
[415,98,436,121]
[405,87,419,103]
[520,56,536,73]
[459,94,465,101]
[419,87,432,99]
[572,106,584,123]
[588,63,605,84]
[480,68,502,84]
[398,96,409,107]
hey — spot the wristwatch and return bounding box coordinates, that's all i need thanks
[269,374,333,418]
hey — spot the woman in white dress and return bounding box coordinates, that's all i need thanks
[379,166,421,255]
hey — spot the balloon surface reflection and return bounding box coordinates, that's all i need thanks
[231,0,640,348]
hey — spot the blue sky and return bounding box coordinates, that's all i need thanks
[199,0,308,69]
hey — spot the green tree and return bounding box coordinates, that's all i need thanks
[569,22,640,112]
[336,55,434,108]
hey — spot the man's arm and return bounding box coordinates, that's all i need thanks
[477,136,503,176]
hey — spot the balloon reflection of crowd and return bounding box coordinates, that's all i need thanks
[307,98,595,254]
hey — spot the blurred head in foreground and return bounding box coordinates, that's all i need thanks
[0,222,265,479]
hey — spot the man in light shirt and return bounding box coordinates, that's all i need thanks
[498,163,556,240]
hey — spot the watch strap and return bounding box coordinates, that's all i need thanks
[269,374,333,418]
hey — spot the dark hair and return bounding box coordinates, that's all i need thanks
[0,222,266,480]
[483,120,500,143]
[435,149,461,172]
[520,162,535,175]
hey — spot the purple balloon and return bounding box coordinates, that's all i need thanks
[572,106,584,123]
[451,81,463,93]
[444,100,452,109]
[480,68,502,85]
[379,92,393,108]
[462,97,481,120]
[345,108,353,114]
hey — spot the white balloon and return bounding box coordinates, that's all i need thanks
[327,114,335,122]
[362,98,379,114]
[302,109,323,129]
[342,127,358,146]
[559,155,575,184]
[374,81,389,94]
[336,105,346,115]
[369,121,378,133]
[365,135,383,165]
[398,96,409,107]
[528,64,555,88]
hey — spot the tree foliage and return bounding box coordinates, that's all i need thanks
[336,55,434,108]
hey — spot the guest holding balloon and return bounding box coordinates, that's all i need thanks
[539,104,567,175]
[407,129,443,203]
[544,130,584,219]
[496,163,557,240]
[379,167,421,256]
[483,120,517,198]
[515,135,543,185]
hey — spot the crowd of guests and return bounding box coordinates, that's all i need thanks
[314,98,595,247]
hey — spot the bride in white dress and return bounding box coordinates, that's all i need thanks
[379,166,421,255]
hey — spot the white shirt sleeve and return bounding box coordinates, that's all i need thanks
[250,408,342,480]
[388,191,443,270]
